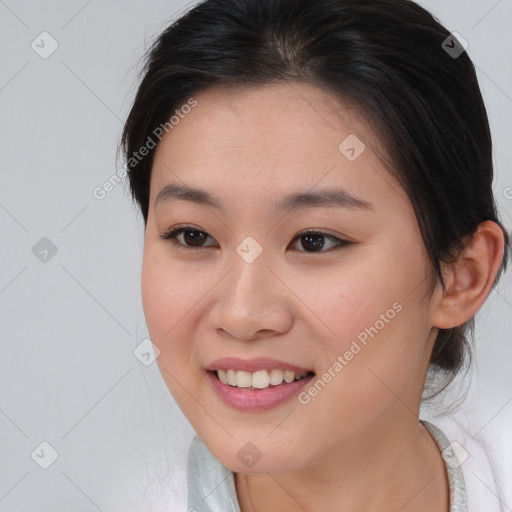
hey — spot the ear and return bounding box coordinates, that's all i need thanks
[432,221,506,329]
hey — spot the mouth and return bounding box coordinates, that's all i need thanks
[205,357,316,410]
[208,368,315,391]
[206,368,316,411]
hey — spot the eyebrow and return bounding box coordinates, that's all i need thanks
[154,182,373,213]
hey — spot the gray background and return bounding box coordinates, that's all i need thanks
[0,1,511,511]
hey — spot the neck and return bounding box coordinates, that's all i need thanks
[235,413,450,512]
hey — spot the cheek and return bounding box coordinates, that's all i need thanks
[312,246,430,394]
[140,246,200,369]
[141,249,207,418]
[141,252,175,339]
[312,258,406,353]
[312,278,430,429]
[141,243,204,334]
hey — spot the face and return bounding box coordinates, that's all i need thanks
[141,82,439,474]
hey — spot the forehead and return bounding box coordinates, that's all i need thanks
[150,82,403,211]
[156,81,382,153]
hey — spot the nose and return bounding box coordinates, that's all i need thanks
[207,248,294,341]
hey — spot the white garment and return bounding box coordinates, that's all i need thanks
[421,414,505,512]
[186,418,503,511]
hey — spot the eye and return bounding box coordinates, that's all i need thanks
[158,225,350,253]
[158,225,218,249]
[289,230,350,253]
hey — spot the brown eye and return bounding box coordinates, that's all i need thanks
[159,226,218,248]
[290,231,350,253]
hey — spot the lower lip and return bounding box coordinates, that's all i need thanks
[206,371,315,411]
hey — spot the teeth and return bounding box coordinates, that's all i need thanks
[227,369,237,386]
[218,369,228,384]
[269,368,284,386]
[252,370,270,389]
[236,370,252,388]
[215,369,311,389]
[284,370,295,383]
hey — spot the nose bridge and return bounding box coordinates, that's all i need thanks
[228,238,274,308]
[209,237,293,338]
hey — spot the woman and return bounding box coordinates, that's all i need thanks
[120,0,509,510]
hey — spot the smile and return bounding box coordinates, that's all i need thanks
[206,369,315,411]
[216,368,313,390]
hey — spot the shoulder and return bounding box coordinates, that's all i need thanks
[421,414,505,512]
[187,434,241,512]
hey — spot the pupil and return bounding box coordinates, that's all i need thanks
[302,233,324,251]
[184,229,206,246]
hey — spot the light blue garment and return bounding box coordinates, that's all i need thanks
[187,419,467,512]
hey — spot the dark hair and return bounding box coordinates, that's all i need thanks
[120,0,509,395]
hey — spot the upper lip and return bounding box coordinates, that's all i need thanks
[206,357,314,373]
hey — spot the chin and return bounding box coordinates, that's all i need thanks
[201,435,306,475]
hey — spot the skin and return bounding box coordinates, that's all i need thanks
[140,82,505,512]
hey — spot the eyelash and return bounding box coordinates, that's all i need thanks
[158,224,351,253]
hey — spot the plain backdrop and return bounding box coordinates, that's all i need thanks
[0,1,511,511]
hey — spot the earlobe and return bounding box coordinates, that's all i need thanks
[432,221,505,329]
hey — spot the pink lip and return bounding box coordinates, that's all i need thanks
[206,370,315,411]
[205,357,314,373]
